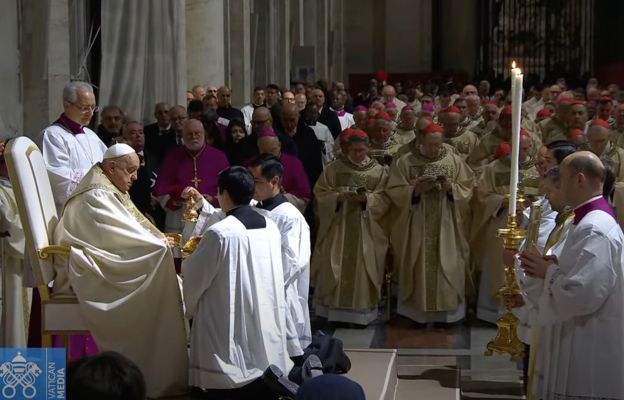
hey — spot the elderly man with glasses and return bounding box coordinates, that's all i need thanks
[39,80,107,213]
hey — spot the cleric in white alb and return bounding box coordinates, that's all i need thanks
[38,81,107,212]
[182,166,292,392]
[520,152,624,399]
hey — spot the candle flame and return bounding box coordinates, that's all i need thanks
[512,60,516,69]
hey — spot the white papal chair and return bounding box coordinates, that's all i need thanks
[5,137,89,353]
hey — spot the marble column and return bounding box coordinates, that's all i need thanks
[20,0,71,139]
[385,0,432,73]
[0,0,22,138]
[185,0,225,90]
[225,0,251,107]
[440,0,477,76]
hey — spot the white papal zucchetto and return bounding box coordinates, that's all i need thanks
[103,143,136,160]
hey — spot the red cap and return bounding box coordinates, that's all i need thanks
[500,105,513,116]
[556,97,572,106]
[494,142,512,159]
[422,123,444,135]
[536,108,552,118]
[343,128,369,142]
[375,111,392,121]
[375,69,388,82]
[441,105,461,114]
[520,129,529,138]
[591,118,610,129]
[570,100,586,107]
[567,128,585,138]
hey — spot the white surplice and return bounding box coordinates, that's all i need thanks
[54,165,188,399]
[309,121,336,167]
[256,199,312,356]
[183,196,311,356]
[513,198,557,343]
[182,213,293,389]
[530,209,624,399]
[0,177,31,347]
[39,124,107,212]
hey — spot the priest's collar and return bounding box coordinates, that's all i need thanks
[257,193,288,211]
[54,113,84,135]
[226,205,266,229]
[340,155,376,171]
[573,195,615,225]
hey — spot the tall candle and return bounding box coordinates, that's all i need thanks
[509,62,523,217]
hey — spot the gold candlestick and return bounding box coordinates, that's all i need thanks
[485,198,527,361]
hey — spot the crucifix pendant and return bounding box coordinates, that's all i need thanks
[191,175,201,188]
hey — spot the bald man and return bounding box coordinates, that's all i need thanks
[381,85,407,112]
[519,151,624,400]
[256,130,311,212]
[281,103,324,187]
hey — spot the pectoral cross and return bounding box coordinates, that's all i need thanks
[191,156,201,188]
[191,175,201,188]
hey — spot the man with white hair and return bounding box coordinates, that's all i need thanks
[39,81,107,212]
[154,119,230,233]
[54,143,188,398]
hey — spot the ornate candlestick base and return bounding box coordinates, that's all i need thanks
[485,213,526,361]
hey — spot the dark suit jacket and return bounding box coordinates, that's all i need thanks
[278,124,324,189]
[144,122,178,166]
[319,106,342,138]
[129,148,165,230]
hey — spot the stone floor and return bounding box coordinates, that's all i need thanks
[311,312,525,399]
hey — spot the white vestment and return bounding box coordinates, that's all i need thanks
[256,200,312,356]
[182,213,293,389]
[0,177,31,347]
[336,111,355,132]
[184,197,312,356]
[513,198,557,343]
[39,124,107,212]
[54,165,188,398]
[309,122,336,167]
[240,104,255,133]
[530,206,624,399]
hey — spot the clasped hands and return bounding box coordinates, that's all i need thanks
[338,190,367,204]
[413,176,451,194]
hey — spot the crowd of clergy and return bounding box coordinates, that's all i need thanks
[0,74,623,399]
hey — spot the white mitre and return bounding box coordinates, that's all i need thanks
[103,143,135,159]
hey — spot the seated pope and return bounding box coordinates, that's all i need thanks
[53,143,188,398]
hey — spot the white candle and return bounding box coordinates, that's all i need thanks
[509,62,523,217]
